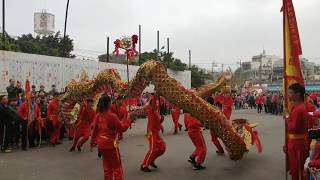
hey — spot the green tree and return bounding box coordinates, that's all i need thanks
[0,32,20,51]
[131,48,187,71]
[0,31,75,58]
[189,65,212,88]
[130,48,212,88]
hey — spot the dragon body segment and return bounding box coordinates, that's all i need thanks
[61,60,256,160]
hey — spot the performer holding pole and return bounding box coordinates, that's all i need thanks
[48,93,62,146]
[185,112,207,170]
[282,0,306,179]
[91,95,132,180]
[170,103,182,134]
[70,98,96,152]
[141,93,166,172]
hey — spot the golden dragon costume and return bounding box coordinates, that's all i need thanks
[61,60,261,160]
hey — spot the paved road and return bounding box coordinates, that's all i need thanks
[0,109,285,180]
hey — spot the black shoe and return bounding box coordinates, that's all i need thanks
[184,128,188,131]
[216,150,225,155]
[179,124,182,131]
[77,146,81,152]
[140,166,152,172]
[193,164,206,170]
[56,141,62,145]
[188,156,196,165]
[50,143,56,147]
[173,129,178,134]
[150,162,158,169]
[69,147,75,152]
[98,151,102,158]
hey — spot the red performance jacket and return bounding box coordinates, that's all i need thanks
[91,111,131,150]
[48,98,60,123]
[185,113,202,133]
[146,96,162,133]
[76,104,96,129]
[111,104,127,121]
[18,102,41,121]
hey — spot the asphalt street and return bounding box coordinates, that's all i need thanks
[0,109,285,180]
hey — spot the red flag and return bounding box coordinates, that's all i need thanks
[282,0,304,178]
[283,0,304,113]
[25,80,32,126]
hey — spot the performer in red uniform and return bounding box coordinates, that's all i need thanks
[70,99,96,152]
[141,93,166,172]
[222,92,233,120]
[170,103,182,134]
[285,83,309,180]
[111,97,128,140]
[256,95,264,114]
[210,92,233,155]
[48,93,61,146]
[185,113,207,170]
[91,95,131,180]
[17,98,41,149]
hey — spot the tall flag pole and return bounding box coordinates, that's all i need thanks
[282,0,304,179]
[25,80,32,127]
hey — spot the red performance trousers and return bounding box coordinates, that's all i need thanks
[188,130,207,164]
[210,130,224,153]
[288,139,308,180]
[171,111,181,131]
[50,120,61,144]
[142,131,166,167]
[71,126,90,148]
[100,147,124,180]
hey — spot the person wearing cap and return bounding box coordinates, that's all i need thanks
[48,93,62,146]
[70,98,96,152]
[284,83,309,180]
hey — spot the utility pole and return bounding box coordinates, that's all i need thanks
[211,61,215,80]
[270,60,274,84]
[239,60,242,84]
[188,49,191,69]
[259,58,262,85]
[166,37,170,67]
[2,0,5,49]
[106,37,110,62]
[157,31,160,56]
[221,63,224,73]
[138,24,141,65]
[63,0,70,57]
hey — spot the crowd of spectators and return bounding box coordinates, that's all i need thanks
[0,79,60,152]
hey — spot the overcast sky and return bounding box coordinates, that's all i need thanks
[2,0,320,70]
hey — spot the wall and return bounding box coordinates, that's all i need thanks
[0,50,191,93]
